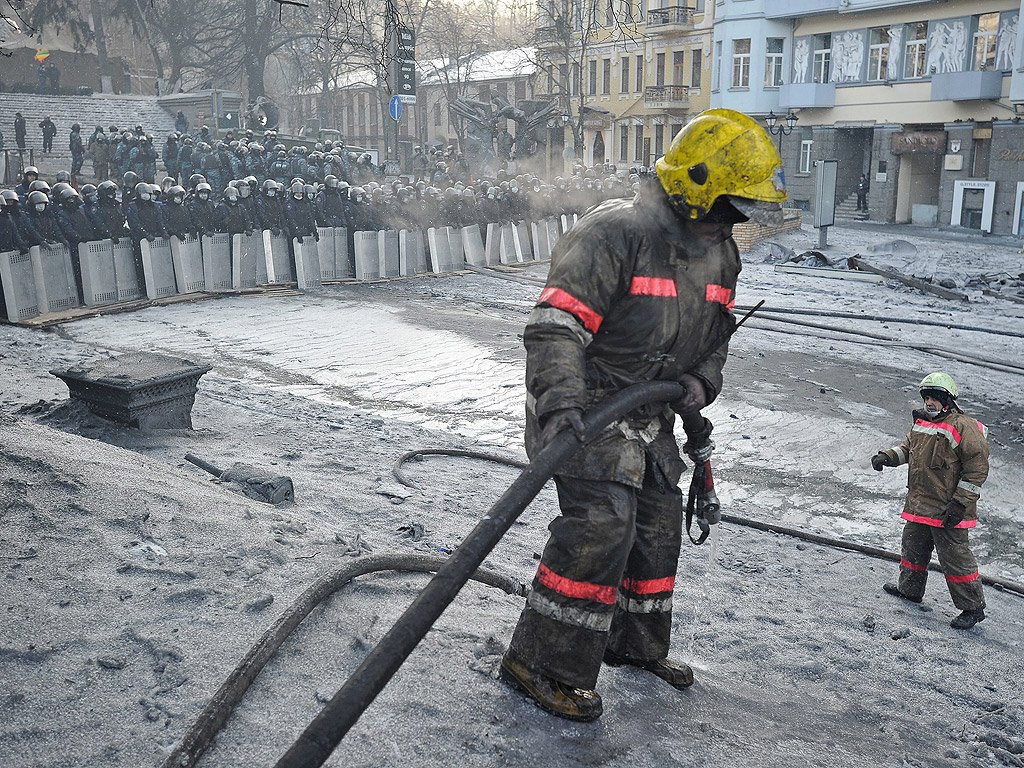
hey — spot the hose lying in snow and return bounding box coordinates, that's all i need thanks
[159,554,528,768]
[392,448,527,490]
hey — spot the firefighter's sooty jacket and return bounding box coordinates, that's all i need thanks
[524,183,739,489]
[881,408,989,528]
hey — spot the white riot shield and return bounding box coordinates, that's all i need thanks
[410,229,428,274]
[426,227,452,273]
[462,224,486,267]
[484,223,501,265]
[268,232,294,283]
[378,230,400,278]
[514,222,533,261]
[0,249,40,321]
[292,237,322,291]
[446,227,465,270]
[353,231,380,281]
[78,240,118,307]
[317,226,337,280]
[232,233,259,289]
[546,219,561,252]
[260,229,276,283]
[111,239,143,301]
[200,233,231,292]
[334,228,352,279]
[499,224,516,265]
[173,234,207,293]
[560,214,570,233]
[31,243,80,314]
[530,221,548,261]
[140,237,177,300]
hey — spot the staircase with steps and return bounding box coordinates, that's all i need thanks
[834,192,870,222]
[0,93,176,184]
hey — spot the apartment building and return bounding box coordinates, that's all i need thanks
[712,0,1024,235]
[535,0,714,173]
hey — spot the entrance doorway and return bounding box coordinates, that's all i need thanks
[895,152,942,225]
[593,131,605,166]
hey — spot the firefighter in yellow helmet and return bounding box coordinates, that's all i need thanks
[499,109,786,721]
[872,372,990,630]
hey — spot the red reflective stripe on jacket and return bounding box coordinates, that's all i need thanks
[536,562,617,604]
[900,558,928,572]
[706,283,734,308]
[945,571,979,583]
[538,287,604,333]
[621,575,676,594]
[913,419,963,445]
[901,511,977,528]
[629,276,678,297]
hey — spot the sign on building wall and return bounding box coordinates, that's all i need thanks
[891,131,946,155]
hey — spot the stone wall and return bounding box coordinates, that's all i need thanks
[732,209,803,252]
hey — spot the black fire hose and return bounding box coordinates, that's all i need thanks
[272,380,687,768]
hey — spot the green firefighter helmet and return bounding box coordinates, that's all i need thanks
[919,372,958,399]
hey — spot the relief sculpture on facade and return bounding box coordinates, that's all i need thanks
[830,30,864,82]
[926,20,968,74]
[996,14,1018,71]
[793,39,809,84]
[887,26,903,80]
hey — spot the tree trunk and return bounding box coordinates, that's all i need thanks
[89,0,111,92]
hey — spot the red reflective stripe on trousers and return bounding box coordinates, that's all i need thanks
[538,287,604,333]
[706,283,733,306]
[629,276,678,297]
[901,512,977,528]
[900,558,928,572]
[621,575,676,594]
[945,571,979,583]
[536,562,617,604]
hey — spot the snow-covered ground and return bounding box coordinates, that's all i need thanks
[1,219,1022,768]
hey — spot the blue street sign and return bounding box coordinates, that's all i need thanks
[389,95,402,121]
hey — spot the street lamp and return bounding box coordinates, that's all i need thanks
[764,110,798,152]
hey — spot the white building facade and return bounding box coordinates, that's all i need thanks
[711,0,1024,235]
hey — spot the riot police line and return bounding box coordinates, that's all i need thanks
[0,167,645,324]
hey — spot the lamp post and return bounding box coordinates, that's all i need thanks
[764,109,799,154]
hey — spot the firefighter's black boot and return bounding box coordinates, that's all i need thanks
[883,582,923,604]
[950,607,986,630]
[603,648,694,690]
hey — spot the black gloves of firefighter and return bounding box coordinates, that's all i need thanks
[671,374,708,416]
[539,408,585,450]
[942,499,966,529]
[871,451,894,471]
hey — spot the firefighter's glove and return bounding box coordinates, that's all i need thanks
[942,499,966,529]
[871,452,893,471]
[540,408,585,449]
[671,374,708,416]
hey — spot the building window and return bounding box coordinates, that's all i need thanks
[904,22,928,78]
[670,122,682,142]
[973,13,999,71]
[433,101,441,126]
[516,79,527,101]
[621,56,630,93]
[547,65,554,92]
[358,99,366,133]
[634,124,644,162]
[602,58,611,94]
[800,139,813,174]
[812,34,831,83]
[656,52,666,86]
[691,50,701,89]
[605,0,614,26]
[732,39,751,87]
[571,64,581,95]
[765,37,784,87]
[558,64,568,94]
[635,54,644,91]
[620,125,629,163]
[714,40,722,91]
[496,82,508,101]
[654,123,664,158]
[972,135,991,176]
[673,50,685,85]
[589,59,598,95]
[868,26,889,81]
[346,103,355,133]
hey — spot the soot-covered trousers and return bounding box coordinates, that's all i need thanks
[898,521,985,610]
[507,465,683,690]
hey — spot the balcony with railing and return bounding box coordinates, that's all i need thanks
[644,85,690,109]
[646,6,693,31]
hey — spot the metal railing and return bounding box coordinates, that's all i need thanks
[644,85,690,107]
[646,6,694,27]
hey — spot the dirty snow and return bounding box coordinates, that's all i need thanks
[1,219,1023,768]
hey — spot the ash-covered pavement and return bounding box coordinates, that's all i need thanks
[1,220,1023,768]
